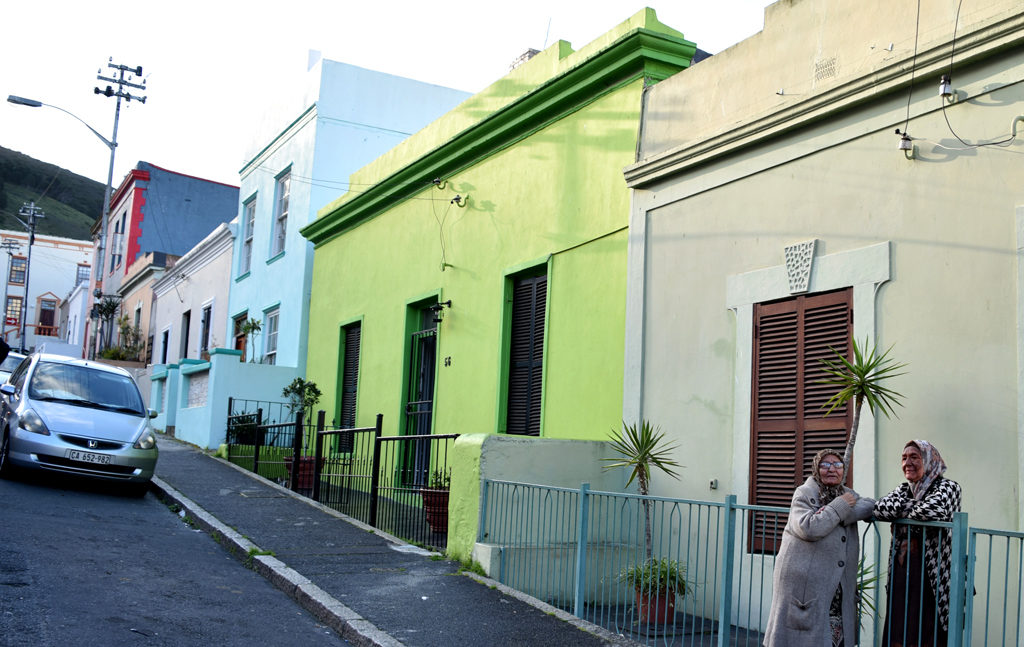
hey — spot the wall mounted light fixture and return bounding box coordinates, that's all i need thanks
[429,299,452,323]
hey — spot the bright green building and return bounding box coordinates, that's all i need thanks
[301,9,696,558]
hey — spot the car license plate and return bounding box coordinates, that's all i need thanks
[66,449,112,465]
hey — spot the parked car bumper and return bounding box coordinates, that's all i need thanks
[7,428,157,484]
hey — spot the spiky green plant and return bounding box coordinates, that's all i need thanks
[856,557,880,631]
[602,421,681,559]
[820,337,907,468]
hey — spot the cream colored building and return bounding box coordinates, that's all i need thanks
[624,0,1024,535]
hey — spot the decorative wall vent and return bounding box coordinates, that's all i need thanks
[814,57,838,82]
[784,239,817,294]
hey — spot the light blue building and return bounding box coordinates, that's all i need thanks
[156,56,470,449]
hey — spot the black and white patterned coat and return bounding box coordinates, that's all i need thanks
[872,476,962,631]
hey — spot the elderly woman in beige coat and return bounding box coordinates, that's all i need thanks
[763,449,875,647]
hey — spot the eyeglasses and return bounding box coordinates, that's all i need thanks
[819,461,844,470]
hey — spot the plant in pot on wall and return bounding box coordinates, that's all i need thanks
[240,318,262,363]
[281,377,322,490]
[420,468,451,534]
[603,420,685,625]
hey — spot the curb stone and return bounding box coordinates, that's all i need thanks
[151,475,405,647]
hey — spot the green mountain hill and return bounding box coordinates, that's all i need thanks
[0,146,103,240]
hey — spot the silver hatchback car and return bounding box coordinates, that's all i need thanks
[0,353,158,491]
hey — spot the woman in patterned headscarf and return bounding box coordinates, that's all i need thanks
[763,449,875,647]
[873,440,962,646]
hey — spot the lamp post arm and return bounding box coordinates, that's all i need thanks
[41,102,115,151]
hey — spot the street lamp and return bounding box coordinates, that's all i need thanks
[7,94,116,354]
[8,60,145,357]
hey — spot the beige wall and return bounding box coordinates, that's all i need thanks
[626,0,1024,531]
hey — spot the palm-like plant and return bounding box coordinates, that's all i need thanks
[602,421,681,559]
[820,337,907,468]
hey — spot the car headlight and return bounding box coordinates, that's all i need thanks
[133,427,157,450]
[18,408,50,435]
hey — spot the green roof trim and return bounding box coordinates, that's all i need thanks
[301,27,695,247]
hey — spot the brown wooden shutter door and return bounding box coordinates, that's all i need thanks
[749,288,852,552]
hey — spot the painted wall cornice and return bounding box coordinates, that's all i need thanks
[624,9,1024,189]
[302,28,696,247]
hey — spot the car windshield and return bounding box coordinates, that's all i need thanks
[28,361,145,415]
[0,354,24,373]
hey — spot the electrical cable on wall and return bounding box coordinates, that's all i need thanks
[430,189,455,272]
[901,0,923,137]
[938,0,1019,149]
[253,165,446,203]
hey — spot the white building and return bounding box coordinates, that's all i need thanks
[0,228,92,352]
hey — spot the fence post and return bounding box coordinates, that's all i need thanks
[226,396,233,441]
[369,413,383,528]
[290,411,305,492]
[312,410,326,502]
[478,478,490,542]
[573,482,591,618]
[253,408,263,475]
[963,525,978,646]
[718,494,737,647]
[947,511,969,647]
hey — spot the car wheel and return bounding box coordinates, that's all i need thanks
[0,427,13,479]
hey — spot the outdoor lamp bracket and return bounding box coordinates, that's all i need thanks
[430,300,452,323]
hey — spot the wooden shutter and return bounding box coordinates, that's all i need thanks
[339,323,360,452]
[749,288,852,553]
[507,274,546,436]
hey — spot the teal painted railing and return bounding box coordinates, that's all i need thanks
[479,479,1022,647]
[965,527,1024,646]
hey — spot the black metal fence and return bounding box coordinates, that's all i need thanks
[224,405,459,551]
[225,397,318,487]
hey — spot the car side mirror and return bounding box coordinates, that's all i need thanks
[0,384,15,397]
[148,408,158,419]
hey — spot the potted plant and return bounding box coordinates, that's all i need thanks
[281,377,322,490]
[602,420,685,625]
[419,468,451,534]
[619,558,688,625]
[240,318,262,363]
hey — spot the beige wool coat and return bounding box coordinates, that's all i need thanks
[762,477,875,647]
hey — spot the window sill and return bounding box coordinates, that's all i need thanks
[266,251,285,265]
[235,271,250,283]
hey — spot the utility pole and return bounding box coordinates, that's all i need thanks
[0,238,21,348]
[91,58,146,359]
[15,202,44,352]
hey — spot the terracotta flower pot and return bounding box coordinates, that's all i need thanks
[636,588,675,625]
[420,488,450,533]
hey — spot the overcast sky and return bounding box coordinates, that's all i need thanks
[1,1,773,191]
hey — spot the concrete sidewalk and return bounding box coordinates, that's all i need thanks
[151,435,635,647]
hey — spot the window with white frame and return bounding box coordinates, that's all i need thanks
[200,304,212,354]
[241,198,255,274]
[9,257,26,285]
[263,308,279,365]
[271,172,290,256]
[6,296,22,325]
[161,329,169,364]
[180,310,191,359]
[76,264,90,285]
[109,213,126,272]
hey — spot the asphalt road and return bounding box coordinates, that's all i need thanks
[0,470,348,646]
